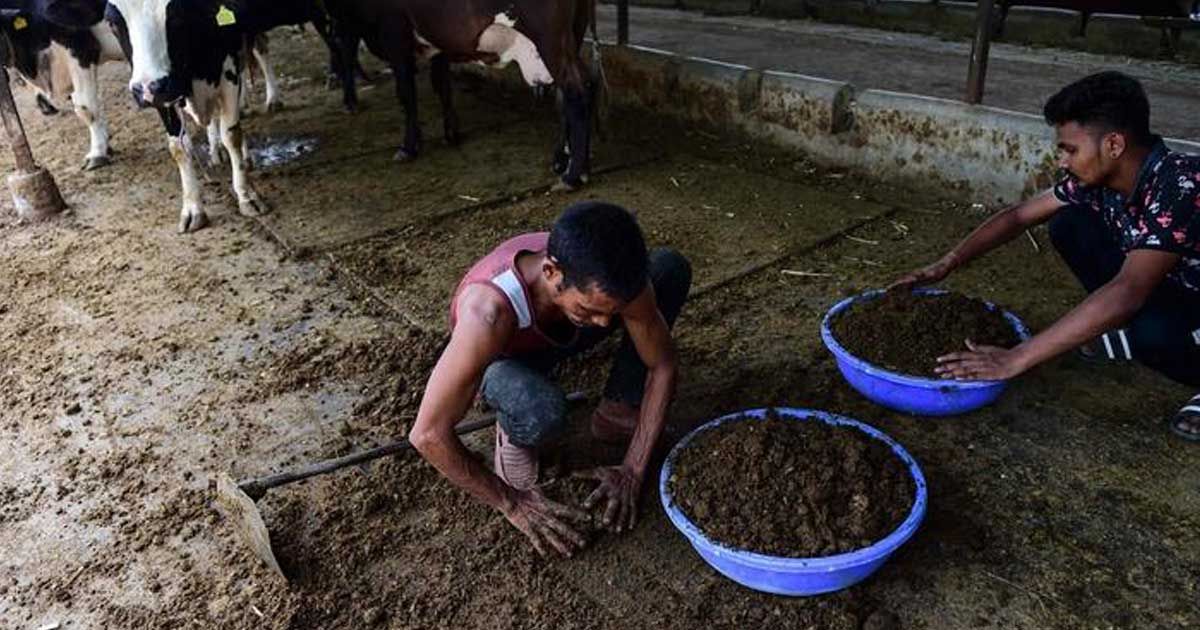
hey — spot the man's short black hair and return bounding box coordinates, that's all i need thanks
[1043,71,1153,147]
[548,201,649,303]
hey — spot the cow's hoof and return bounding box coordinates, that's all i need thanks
[265,100,284,114]
[552,174,588,192]
[393,148,417,162]
[551,180,578,193]
[36,95,60,116]
[238,197,269,217]
[81,155,111,171]
[178,211,210,234]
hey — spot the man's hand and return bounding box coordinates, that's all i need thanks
[501,487,590,557]
[935,340,1028,381]
[574,465,642,533]
[890,256,955,291]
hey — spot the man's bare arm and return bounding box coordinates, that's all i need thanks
[620,284,678,480]
[408,285,517,510]
[894,189,1064,288]
[935,249,1180,380]
[408,286,590,556]
[577,283,678,532]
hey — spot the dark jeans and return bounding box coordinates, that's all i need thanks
[480,248,693,447]
[1049,205,1200,387]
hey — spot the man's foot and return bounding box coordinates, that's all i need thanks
[494,425,539,490]
[1169,394,1200,443]
[590,399,639,444]
[1077,329,1134,363]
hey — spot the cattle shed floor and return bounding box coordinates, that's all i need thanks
[1,26,1198,630]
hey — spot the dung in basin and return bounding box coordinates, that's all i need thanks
[660,408,927,596]
[821,288,1031,416]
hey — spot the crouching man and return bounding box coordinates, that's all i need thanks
[409,201,692,556]
[895,71,1200,441]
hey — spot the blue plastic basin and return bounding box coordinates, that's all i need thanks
[659,408,927,597]
[820,289,1031,416]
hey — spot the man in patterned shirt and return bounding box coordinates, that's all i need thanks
[895,71,1200,441]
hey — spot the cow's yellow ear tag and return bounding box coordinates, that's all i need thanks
[13,16,28,30]
[215,5,236,27]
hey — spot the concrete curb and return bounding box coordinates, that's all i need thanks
[459,42,1200,203]
[844,89,1058,201]
[598,44,1199,203]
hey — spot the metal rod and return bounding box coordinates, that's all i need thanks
[965,0,997,105]
[237,391,587,498]
[0,68,37,171]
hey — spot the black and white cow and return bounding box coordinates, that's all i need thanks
[326,0,601,190]
[40,0,352,232]
[0,0,304,176]
[93,0,264,232]
[0,0,124,170]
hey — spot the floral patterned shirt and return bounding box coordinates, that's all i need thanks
[1053,139,1200,294]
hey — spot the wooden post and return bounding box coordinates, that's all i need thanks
[0,66,66,220]
[618,0,629,45]
[965,0,997,105]
[0,68,37,172]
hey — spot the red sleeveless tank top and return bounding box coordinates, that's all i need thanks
[448,232,576,356]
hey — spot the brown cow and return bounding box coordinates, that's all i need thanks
[327,0,598,190]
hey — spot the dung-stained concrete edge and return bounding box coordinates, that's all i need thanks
[459,43,1200,205]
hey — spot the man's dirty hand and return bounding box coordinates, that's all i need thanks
[501,487,590,558]
[935,339,1028,381]
[574,465,642,534]
[890,256,955,291]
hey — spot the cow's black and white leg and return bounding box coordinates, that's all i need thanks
[206,119,223,167]
[159,106,207,233]
[429,54,460,146]
[391,57,421,162]
[555,81,593,191]
[65,55,111,170]
[217,70,265,216]
[251,34,283,113]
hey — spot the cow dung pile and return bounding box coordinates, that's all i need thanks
[667,410,914,557]
[831,290,1020,377]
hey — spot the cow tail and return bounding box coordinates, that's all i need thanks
[242,35,261,90]
[587,0,610,141]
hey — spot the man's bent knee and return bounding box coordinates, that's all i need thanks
[1048,204,1093,255]
[650,248,693,288]
[649,248,693,324]
[481,360,568,446]
[499,393,567,447]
